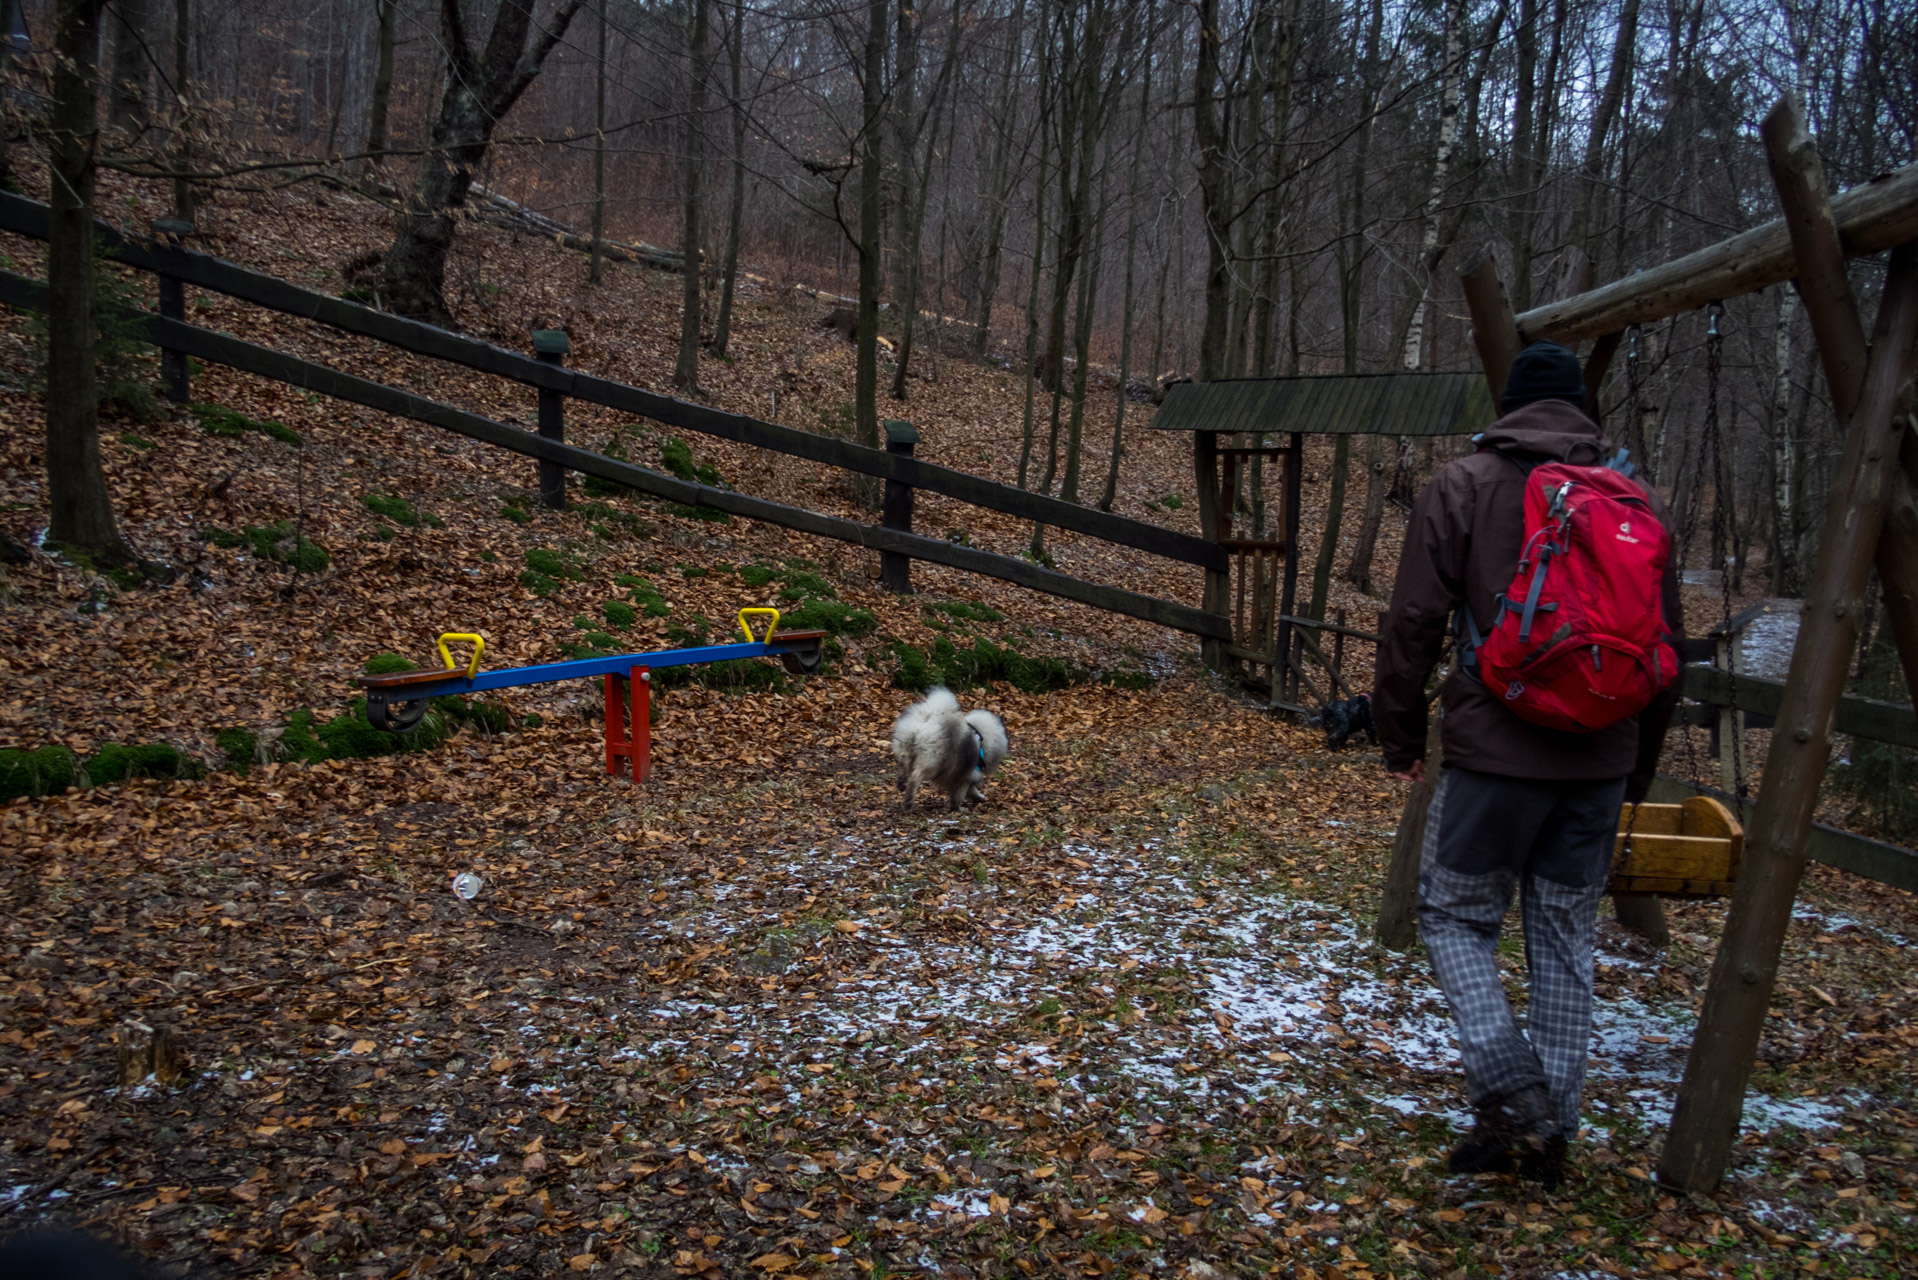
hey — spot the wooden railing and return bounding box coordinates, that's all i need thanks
[0,192,1231,641]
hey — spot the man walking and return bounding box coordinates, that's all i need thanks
[1374,341,1683,1186]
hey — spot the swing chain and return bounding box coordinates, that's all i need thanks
[1699,300,1748,800]
[1625,324,1646,478]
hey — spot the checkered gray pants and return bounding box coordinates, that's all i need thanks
[1417,765,1626,1136]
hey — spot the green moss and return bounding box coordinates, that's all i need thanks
[891,636,1086,694]
[216,728,258,775]
[680,565,707,579]
[361,493,440,528]
[778,572,836,602]
[502,502,532,525]
[119,432,158,450]
[278,700,451,763]
[602,600,637,630]
[891,644,935,694]
[480,550,498,564]
[191,403,302,447]
[0,746,81,801]
[340,285,376,304]
[584,431,642,498]
[668,503,731,523]
[616,574,671,617]
[363,652,417,675]
[779,600,876,637]
[85,742,204,786]
[926,599,1004,624]
[437,697,514,735]
[664,616,711,647]
[521,712,544,728]
[739,564,777,588]
[522,547,586,595]
[525,547,583,579]
[660,436,697,481]
[1160,493,1184,510]
[204,522,329,574]
[1101,670,1156,691]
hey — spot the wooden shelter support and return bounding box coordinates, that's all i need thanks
[1759,101,1918,701]
[1193,432,1230,668]
[1659,111,1918,1190]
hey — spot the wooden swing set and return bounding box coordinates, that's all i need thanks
[1392,96,1918,1193]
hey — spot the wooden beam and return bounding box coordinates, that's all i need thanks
[1762,98,1870,418]
[1760,95,1918,725]
[1461,256,1523,399]
[1659,243,1918,1194]
[1514,157,1918,343]
[0,191,1227,575]
[1682,666,1918,751]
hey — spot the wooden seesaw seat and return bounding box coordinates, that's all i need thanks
[1610,795,1744,899]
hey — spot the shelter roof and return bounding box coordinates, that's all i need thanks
[1152,372,1496,436]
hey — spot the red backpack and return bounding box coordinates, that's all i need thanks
[1460,448,1677,733]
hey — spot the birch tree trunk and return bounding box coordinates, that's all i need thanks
[589,2,608,286]
[1345,0,1462,593]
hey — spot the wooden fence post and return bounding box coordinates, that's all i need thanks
[153,216,194,403]
[533,329,569,509]
[1659,241,1918,1193]
[880,419,918,593]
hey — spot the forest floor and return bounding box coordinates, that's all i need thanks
[0,173,1914,1279]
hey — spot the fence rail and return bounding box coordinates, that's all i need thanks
[1680,665,1918,750]
[0,268,1231,641]
[0,191,1227,576]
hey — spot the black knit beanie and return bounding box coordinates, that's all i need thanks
[1501,341,1586,413]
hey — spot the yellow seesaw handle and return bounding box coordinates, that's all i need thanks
[436,633,485,679]
[737,608,782,644]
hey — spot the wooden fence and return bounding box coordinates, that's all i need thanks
[0,192,1230,641]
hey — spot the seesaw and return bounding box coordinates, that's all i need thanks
[357,608,825,780]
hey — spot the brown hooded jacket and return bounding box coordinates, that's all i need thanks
[1373,398,1684,796]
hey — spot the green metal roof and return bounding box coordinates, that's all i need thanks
[1151,372,1496,436]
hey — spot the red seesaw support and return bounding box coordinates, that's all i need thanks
[603,667,651,780]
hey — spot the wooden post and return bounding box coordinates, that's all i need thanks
[880,419,918,593]
[1887,434,1918,691]
[1461,256,1523,401]
[153,216,193,403]
[1274,432,1304,708]
[534,328,570,509]
[1659,242,1918,1193]
[1195,431,1230,671]
[1762,98,1918,700]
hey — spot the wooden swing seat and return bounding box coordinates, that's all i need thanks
[1609,795,1743,899]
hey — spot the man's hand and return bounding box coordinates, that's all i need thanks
[1390,760,1425,783]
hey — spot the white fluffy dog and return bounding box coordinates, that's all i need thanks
[890,687,1009,811]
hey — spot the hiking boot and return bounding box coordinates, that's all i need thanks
[1520,1132,1569,1190]
[1447,1084,1554,1174]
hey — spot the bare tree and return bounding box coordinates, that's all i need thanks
[674,0,711,390]
[379,0,585,324]
[45,0,134,567]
